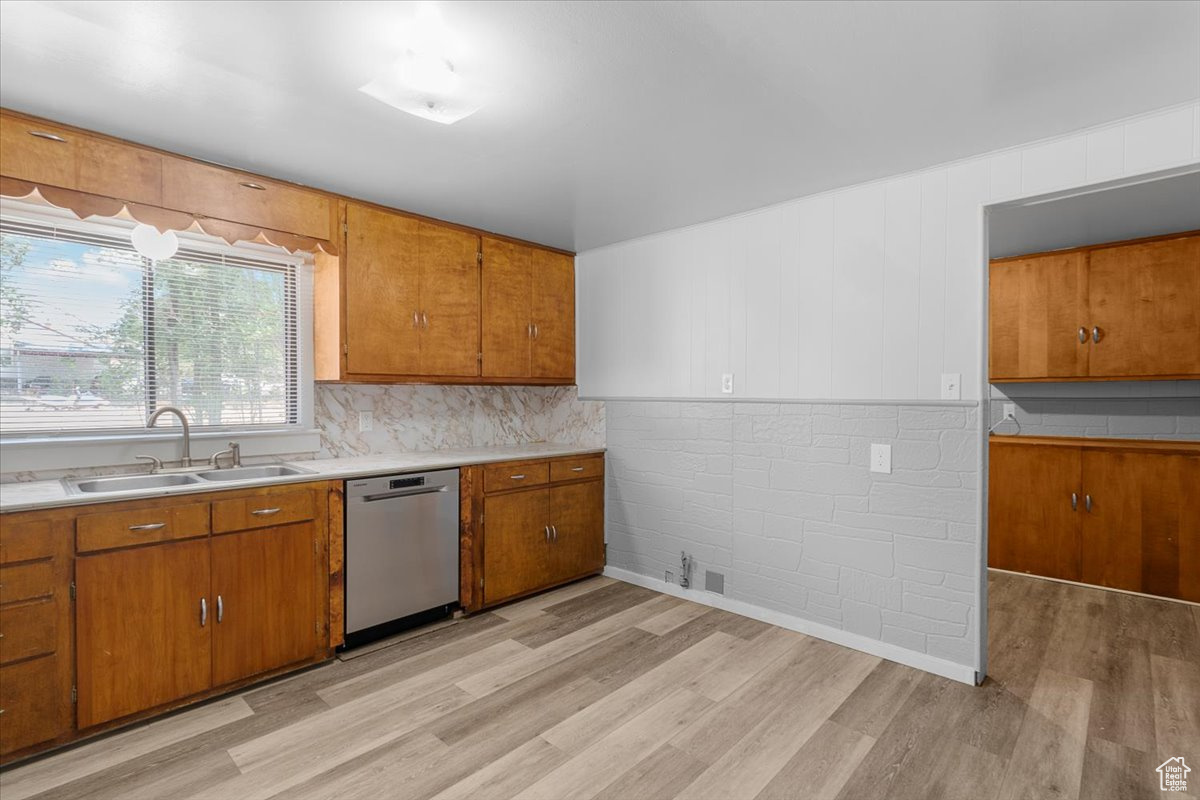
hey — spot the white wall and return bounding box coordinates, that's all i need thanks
[577,102,1200,402]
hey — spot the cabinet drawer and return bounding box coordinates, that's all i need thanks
[0,561,53,604]
[484,461,550,494]
[212,489,315,534]
[0,656,65,755]
[550,455,604,483]
[161,157,331,240]
[0,600,56,664]
[0,113,78,188]
[77,502,210,553]
[0,517,58,564]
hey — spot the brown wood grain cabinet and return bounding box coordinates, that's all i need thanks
[0,512,73,757]
[989,232,1200,381]
[472,454,605,609]
[988,437,1200,602]
[0,112,78,188]
[482,236,576,382]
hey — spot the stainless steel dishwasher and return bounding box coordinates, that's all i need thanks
[344,468,459,648]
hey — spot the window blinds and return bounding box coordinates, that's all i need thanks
[0,217,300,436]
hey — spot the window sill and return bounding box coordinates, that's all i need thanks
[0,428,323,475]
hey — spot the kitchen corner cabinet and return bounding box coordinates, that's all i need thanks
[482,237,575,382]
[0,480,338,763]
[988,437,1199,601]
[460,454,605,612]
[989,231,1200,381]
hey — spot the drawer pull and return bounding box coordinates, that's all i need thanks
[217,594,224,623]
[128,522,166,531]
[29,130,67,142]
[239,181,267,191]
[200,597,207,627]
[571,466,585,472]
[251,507,281,516]
[510,474,526,481]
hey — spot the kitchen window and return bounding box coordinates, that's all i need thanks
[0,207,308,440]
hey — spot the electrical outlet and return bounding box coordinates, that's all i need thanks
[941,373,961,400]
[870,443,892,474]
[358,411,374,432]
[1002,403,1016,420]
[721,373,734,394]
[664,569,675,584]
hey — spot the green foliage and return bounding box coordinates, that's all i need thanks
[0,237,32,335]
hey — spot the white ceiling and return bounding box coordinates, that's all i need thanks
[989,170,1200,258]
[1,1,1198,252]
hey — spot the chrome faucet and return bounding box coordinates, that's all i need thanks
[210,442,242,469]
[147,406,193,467]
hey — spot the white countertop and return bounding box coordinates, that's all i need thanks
[0,443,605,513]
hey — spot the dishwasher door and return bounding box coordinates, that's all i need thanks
[344,468,460,640]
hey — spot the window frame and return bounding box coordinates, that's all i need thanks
[0,201,316,468]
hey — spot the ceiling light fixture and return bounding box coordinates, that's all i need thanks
[358,1,481,125]
[130,223,179,261]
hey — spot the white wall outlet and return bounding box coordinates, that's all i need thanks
[870,443,892,474]
[1002,403,1016,420]
[940,373,961,400]
[721,373,734,394]
[358,411,374,432]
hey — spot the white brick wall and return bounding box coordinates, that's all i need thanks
[605,400,980,670]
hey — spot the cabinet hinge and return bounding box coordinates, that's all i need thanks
[315,621,321,636]
[477,352,483,362]
[477,251,483,263]
[480,577,484,589]
[69,581,76,601]
[71,685,77,704]
[343,344,349,355]
[343,222,348,234]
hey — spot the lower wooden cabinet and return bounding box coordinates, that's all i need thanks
[76,538,213,728]
[989,437,1200,601]
[468,454,606,610]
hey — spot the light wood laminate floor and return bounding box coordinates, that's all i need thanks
[2,572,1198,800]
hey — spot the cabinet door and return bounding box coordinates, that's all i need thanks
[1081,450,1200,600]
[531,249,575,380]
[989,252,1088,380]
[419,222,481,377]
[483,489,550,605]
[344,203,422,376]
[211,523,319,686]
[77,137,163,205]
[76,539,212,728]
[988,442,1081,581]
[481,236,532,378]
[1087,236,1200,378]
[549,481,605,583]
[0,113,78,187]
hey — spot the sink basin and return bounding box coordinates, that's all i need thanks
[65,473,203,495]
[195,464,313,482]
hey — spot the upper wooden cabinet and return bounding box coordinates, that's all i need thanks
[160,157,331,240]
[332,202,481,380]
[989,232,1200,381]
[0,114,79,188]
[482,236,575,382]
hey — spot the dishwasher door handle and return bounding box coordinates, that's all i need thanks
[359,486,450,503]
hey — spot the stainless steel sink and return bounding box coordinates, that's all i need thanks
[65,473,204,495]
[195,464,313,482]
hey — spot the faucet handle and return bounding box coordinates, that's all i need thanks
[135,454,163,473]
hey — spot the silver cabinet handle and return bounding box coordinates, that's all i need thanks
[1078,327,1087,343]
[422,312,429,329]
[216,595,223,623]
[29,130,67,142]
[239,181,267,191]
[532,323,539,339]
[1085,494,1092,512]
[552,525,558,542]
[200,597,207,627]
[413,312,420,329]
[251,507,281,516]
[544,525,550,542]
[571,466,585,472]
[1092,326,1100,344]
[527,322,534,339]
[128,522,166,531]
[510,474,526,480]
[1071,492,1077,511]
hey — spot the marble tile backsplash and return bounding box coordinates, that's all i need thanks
[313,384,605,458]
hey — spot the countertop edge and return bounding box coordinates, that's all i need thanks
[0,445,607,514]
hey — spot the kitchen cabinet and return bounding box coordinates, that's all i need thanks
[466,454,605,610]
[482,236,576,382]
[0,112,78,188]
[0,512,73,758]
[989,231,1200,381]
[334,202,481,380]
[988,437,1200,601]
[76,539,213,729]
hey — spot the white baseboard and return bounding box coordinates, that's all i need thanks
[604,566,979,686]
